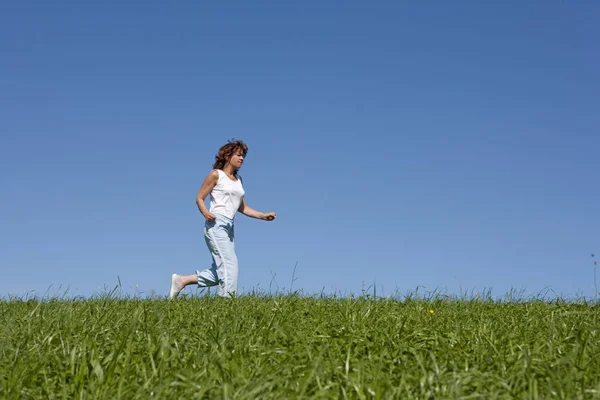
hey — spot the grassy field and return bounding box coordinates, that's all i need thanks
[1,293,599,399]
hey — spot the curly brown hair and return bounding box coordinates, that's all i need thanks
[212,139,248,177]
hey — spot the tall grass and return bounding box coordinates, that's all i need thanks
[1,291,599,399]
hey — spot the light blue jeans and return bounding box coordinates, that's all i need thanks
[196,213,238,298]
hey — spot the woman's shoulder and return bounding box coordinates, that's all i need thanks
[206,169,221,182]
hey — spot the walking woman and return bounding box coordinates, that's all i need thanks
[169,140,276,299]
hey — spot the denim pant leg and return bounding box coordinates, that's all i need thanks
[196,265,219,288]
[202,215,238,297]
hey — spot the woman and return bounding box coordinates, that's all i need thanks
[169,140,276,299]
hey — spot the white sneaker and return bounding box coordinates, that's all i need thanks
[169,274,183,299]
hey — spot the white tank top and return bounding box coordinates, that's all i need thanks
[209,169,245,220]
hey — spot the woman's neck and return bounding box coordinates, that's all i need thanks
[223,165,236,176]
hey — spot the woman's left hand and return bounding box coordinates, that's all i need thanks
[262,212,276,221]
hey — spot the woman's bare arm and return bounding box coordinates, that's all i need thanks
[196,170,219,221]
[238,197,276,221]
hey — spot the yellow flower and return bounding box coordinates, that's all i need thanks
[429,309,434,314]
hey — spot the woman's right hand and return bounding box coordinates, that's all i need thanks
[204,212,217,222]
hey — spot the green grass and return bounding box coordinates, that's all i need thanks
[1,293,600,399]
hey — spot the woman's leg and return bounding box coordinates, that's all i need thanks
[170,216,238,299]
[204,217,238,298]
[170,267,219,299]
[179,274,205,287]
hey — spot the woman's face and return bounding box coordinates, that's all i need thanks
[228,148,245,169]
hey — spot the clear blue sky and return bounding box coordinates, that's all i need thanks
[2,2,599,299]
